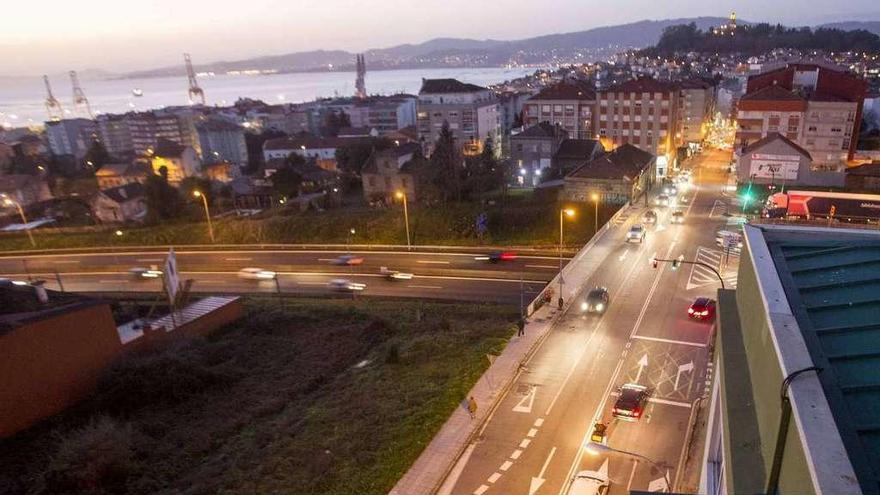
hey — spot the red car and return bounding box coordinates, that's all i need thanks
[688,297,716,320]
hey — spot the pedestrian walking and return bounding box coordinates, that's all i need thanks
[467,396,478,419]
[517,318,525,337]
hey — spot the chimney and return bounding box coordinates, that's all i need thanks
[31,280,48,304]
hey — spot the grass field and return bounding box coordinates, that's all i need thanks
[0,194,618,252]
[0,297,517,495]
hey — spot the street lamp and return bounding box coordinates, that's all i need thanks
[192,190,215,243]
[1,194,35,247]
[558,208,575,309]
[585,442,671,492]
[395,191,411,251]
[590,193,599,235]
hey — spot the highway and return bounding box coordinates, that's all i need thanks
[0,248,568,304]
[444,148,739,494]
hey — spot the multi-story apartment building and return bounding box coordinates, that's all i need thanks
[44,118,96,160]
[597,77,682,175]
[509,122,569,185]
[363,95,417,135]
[417,79,500,156]
[196,118,248,166]
[735,63,866,169]
[95,114,133,159]
[127,109,200,156]
[678,79,716,146]
[522,81,596,140]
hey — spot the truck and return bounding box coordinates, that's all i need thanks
[764,190,880,223]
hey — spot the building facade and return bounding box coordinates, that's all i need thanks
[736,133,845,188]
[417,79,500,157]
[90,182,147,223]
[150,140,200,185]
[361,143,421,202]
[127,109,200,156]
[522,81,597,140]
[563,144,655,204]
[510,123,569,185]
[678,79,716,146]
[196,118,248,166]
[95,113,134,158]
[44,118,96,159]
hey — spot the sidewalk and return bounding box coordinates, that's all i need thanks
[389,202,645,495]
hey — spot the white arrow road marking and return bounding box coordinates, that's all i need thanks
[635,354,649,383]
[618,250,630,262]
[648,471,671,492]
[529,446,557,495]
[674,361,695,391]
[514,385,537,413]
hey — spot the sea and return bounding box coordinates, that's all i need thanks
[0,67,539,128]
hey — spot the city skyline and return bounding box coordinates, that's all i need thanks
[3,0,880,76]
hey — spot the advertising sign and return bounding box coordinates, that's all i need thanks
[750,153,799,180]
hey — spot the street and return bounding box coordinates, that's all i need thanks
[0,248,564,304]
[445,148,738,495]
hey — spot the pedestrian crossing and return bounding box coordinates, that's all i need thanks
[686,246,738,290]
[709,200,728,218]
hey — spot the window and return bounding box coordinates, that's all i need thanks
[599,129,607,136]
[831,127,842,133]
[541,105,551,115]
[805,138,815,146]
[516,144,523,152]
[553,105,563,113]
[448,111,459,119]
[808,126,817,132]
[542,143,551,152]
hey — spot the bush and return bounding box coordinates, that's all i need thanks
[385,344,401,364]
[42,417,136,494]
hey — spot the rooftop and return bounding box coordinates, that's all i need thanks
[554,139,604,160]
[153,138,188,158]
[419,78,488,94]
[0,284,104,334]
[196,118,244,132]
[530,81,596,101]
[99,182,145,203]
[741,132,812,160]
[601,76,678,94]
[513,122,568,140]
[567,143,653,180]
[740,84,805,102]
[846,162,880,177]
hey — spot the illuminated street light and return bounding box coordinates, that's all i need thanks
[395,191,411,251]
[0,193,35,247]
[192,190,215,243]
[590,193,600,235]
[115,230,124,236]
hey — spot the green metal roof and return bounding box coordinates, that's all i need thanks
[766,229,880,494]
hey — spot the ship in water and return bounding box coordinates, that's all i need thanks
[132,88,143,97]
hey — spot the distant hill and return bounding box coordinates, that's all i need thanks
[123,17,734,78]
[818,21,880,36]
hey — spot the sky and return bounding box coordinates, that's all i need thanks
[2,0,879,76]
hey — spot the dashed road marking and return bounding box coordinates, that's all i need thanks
[511,449,522,460]
[474,485,489,495]
[520,439,531,448]
[500,461,512,471]
[527,428,538,438]
[488,472,501,483]
[631,335,708,348]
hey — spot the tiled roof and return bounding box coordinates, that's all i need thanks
[514,122,568,139]
[741,132,812,160]
[607,143,654,168]
[99,182,145,203]
[530,81,596,101]
[566,144,653,180]
[765,229,880,494]
[362,143,421,174]
[739,84,804,102]
[601,77,678,94]
[419,78,488,94]
[554,139,604,159]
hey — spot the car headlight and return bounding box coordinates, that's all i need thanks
[581,302,588,311]
[595,303,604,311]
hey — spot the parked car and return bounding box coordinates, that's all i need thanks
[612,383,649,421]
[237,267,276,280]
[328,278,366,291]
[688,297,717,320]
[626,224,646,243]
[581,287,610,314]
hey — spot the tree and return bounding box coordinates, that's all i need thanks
[463,139,503,197]
[244,128,286,175]
[321,110,352,137]
[144,171,182,223]
[83,139,111,170]
[430,122,462,202]
[335,138,392,175]
[286,152,306,167]
[270,167,303,199]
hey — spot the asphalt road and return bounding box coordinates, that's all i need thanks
[444,148,739,495]
[0,248,567,304]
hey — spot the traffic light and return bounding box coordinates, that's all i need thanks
[652,258,659,269]
[830,205,837,218]
[671,258,680,270]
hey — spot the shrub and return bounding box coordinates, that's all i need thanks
[385,344,400,364]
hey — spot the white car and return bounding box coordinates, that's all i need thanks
[380,266,414,280]
[626,224,646,243]
[130,266,163,279]
[237,267,277,280]
[656,194,670,207]
[671,210,685,224]
[567,470,610,495]
[328,278,366,291]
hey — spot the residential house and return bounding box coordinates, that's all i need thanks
[522,81,597,140]
[563,143,655,204]
[417,78,500,156]
[149,139,200,185]
[737,133,844,188]
[90,182,147,223]
[262,136,375,171]
[230,176,275,210]
[551,139,606,177]
[361,142,421,202]
[94,162,151,190]
[510,123,569,185]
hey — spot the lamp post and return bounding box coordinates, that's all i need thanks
[585,442,671,492]
[192,190,215,243]
[590,193,599,235]
[1,194,35,247]
[395,191,411,251]
[558,208,575,309]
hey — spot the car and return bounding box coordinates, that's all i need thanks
[327,278,367,291]
[567,469,610,495]
[664,184,679,196]
[612,383,649,421]
[130,266,162,279]
[641,210,658,224]
[580,287,610,314]
[379,266,414,280]
[475,251,517,263]
[671,210,685,224]
[656,194,670,207]
[331,255,364,266]
[237,267,277,280]
[625,224,646,243]
[688,297,717,320]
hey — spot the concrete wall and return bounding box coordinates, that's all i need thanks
[0,303,121,438]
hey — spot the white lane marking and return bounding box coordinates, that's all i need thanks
[675,361,695,391]
[197,280,224,285]
[406,285,443,290]
[529,447,557,495]
[98,280,120,284]
[649,471,671,492]
[631,334,708,348]
[520,439,531,448]
[534,418,544,427]
[513,385,536,413]
[525,264,557,269]
[488,472,501,483]
[317,258,335,262]
[135,258,163,262]
[544,319,601,416]
[438,444,477,495]
[224,257,252,261]
[296,282,327,286]
[417,260,450,264]
[500,461,512,471]
[52,260,79,264]
[626,460,639,493]
[474,485,489,495]
[527,428,538,438]
[635,353,649,383]
[618,250,629,262]
[511,449,522,460]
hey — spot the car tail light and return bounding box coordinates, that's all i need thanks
[688,308,694,314]
[501,252,517,261]
[633,407,641,418]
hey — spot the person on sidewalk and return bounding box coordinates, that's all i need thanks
[517,317,525,337]
[467,396,478,419]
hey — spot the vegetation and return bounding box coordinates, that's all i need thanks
[0,297,517,495]
[321,110,352,137]
[335,138,392,174]
[644,22,880,55]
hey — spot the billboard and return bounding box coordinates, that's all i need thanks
[749,153,800,180]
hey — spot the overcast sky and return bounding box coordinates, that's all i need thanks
[2,0,879,76]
